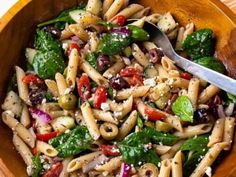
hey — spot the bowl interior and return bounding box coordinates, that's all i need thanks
[0,0,235,176]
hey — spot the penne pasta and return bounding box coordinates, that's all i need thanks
[187,78,200,110]
[81,102,101,140]
[208,118,225,147]
[104,0,125,20]
[86,0,102,15]
[45,79,59,97]
[132,43,150,67]
[111,4,144,20]
[159,159,171,177]
[171,151,183,177]
[108,95,133,119]
[2,111,35,148]
[55,73,68,96]
[190,142,229,177]
[174,124,213,139]
[161,56,177,71]
[154,145,172,155]
[15,66,29,104]
[103,57,125,78]
[102,0,114,16]
[131,7,151,19]
[95,156,122,172]
[116,86,150,100]
[92,109,118,124]
[36,141,58,157]
[161,140,184,160]
[67,151,102,172]
[198,84,220,104]
[223,117,235,150]
[59,157,73,177]
[13,134,33,166]
[117,110,138,140]
[80,58,108,85]
[20,104,31,128]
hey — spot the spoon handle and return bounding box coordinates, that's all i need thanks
[170,53,236,95]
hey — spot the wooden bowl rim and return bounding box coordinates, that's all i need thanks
[1,0,236,32]
[0,0,236,176]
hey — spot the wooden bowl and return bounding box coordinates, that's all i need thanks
[0,0,236,176]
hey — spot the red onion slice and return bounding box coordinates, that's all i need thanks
[111,27,131,36]
[120,162,131,177]
[30,109,53,123]
[82,154,109,173]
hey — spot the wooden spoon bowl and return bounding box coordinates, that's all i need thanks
[0,0,235,176]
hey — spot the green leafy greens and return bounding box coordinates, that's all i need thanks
[182,29,215,60]
[118,127,179,165]
[195,57,225,73]
[32,29,65,79]
[85,52,98,69]
[31,153,43,177]
[49,126,93,157]
[181,135,209,177]
[172,96,194,122]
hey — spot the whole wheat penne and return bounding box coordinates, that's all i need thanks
[81,102,100,140]
[2,111,35,148]
[15,66,29,104]
[13,134,33,166]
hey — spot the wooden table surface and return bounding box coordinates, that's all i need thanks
[0,0,235,177]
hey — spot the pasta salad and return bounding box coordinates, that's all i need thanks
[1,0,235,177]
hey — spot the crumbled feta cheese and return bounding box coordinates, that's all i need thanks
[41,98,47,104]
[26,165,33,176]
[5,110,14,117]
[65,129,70,133]
[62,43,69,51]
[114,111,122,117]
[205,166,212,177]
[102,171,109,176]
[101,102,110,111]
[64,88,72,95]
[143,78,156,87]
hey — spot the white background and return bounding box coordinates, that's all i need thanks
[0,0,18,17]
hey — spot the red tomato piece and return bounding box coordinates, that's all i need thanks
[77,74,91,101]
[144,107,166,121]
[129,75,143,87]
[93,86,107,109]
[112,15,126,26]
[101,145,120,156]
[180,72,192,80]
[36,132,57,142]
[67,43,80,56]
[120,67,143,77]
[22,74,42,85]
[33,147,38,155]
[43,162,62,177]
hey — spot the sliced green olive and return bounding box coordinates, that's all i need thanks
[58,94,77,110]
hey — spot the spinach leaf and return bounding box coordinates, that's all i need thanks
[31,153,43,177]
[183,150,206,177]
[98,20,119,28]
[119,131,159,166]
[33,29,65,79]
[195,57,225,73]
[85,52,98,69]
[34,29,62,54]
[182,29,215,60]
[119,128,178,165]
[137,115,144,129]
[181,135,209,152]
[108,85,114,99]
[98,33,131,55]
[38,6,85,29]
[49,126,93,157]
[172,96,194,122]
[227,93,236,103]
[143,127,179,146]
[128,25,150,41]
[181,135,209,177]
[33,50,65,79]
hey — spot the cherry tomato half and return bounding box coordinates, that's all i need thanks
[112,15,126,26]
[77,74,91,101]
[93,86,107,109]
[101,145,120,156]
[180,72,192,80]
[144,106,166,121]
